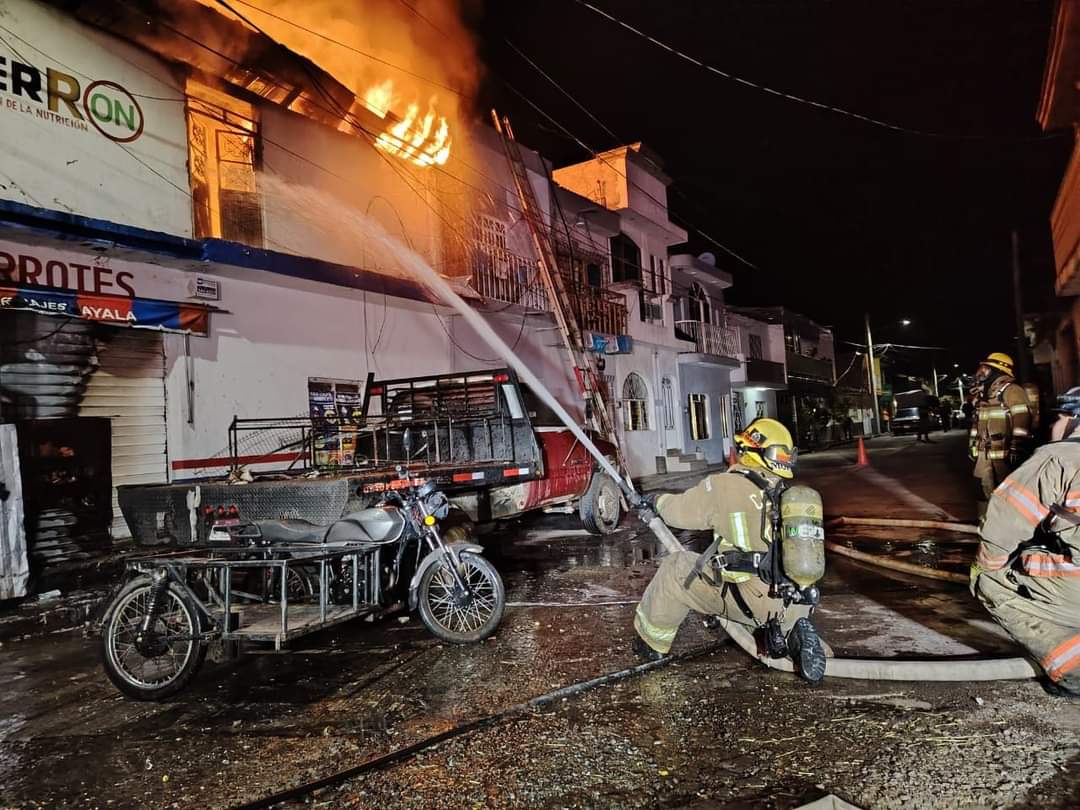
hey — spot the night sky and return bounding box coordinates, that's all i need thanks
[476,0,1073,376]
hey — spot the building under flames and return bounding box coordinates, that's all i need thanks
[0,0,788,593]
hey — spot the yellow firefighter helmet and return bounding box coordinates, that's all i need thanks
[735,417,796,479]
[980,352,1015,376]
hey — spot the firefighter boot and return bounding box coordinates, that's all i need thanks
[787,617,827,683]
[632,634,667,663]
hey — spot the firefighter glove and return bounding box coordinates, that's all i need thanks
[634,493,659,524]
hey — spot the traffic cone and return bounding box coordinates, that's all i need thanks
[727,445,738,468]
[855,436,870,467]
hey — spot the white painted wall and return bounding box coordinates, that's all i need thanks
[0,0,191,236]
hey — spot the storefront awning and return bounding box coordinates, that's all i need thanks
[0,283,221,336]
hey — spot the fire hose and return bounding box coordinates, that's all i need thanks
[637,508,1039,682]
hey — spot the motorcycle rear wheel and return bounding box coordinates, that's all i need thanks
[100,575,206,701]
[417,553,505,643]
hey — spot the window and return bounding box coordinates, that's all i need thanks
[748,334,764,360]
[186,81,262,245]
[610,233,641,284]
[638,289,664,324]
[689,393,709,440]
[586,262,603,288]
[661,376,675,430]
[756,401,767,419]
[719,394,731,438]
[688,283,711,324]
[622,372,650,431]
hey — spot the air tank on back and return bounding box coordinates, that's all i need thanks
[780,485,826,588]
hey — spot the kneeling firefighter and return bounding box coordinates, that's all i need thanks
[631,417,828,682]
[972,387,1080,698]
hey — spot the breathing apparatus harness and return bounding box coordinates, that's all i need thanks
[682,468,823,658]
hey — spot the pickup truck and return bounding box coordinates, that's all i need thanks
[118,368,623,547]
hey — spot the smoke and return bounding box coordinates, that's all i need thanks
[200,0,481,120]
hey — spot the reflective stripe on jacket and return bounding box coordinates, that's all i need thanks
[655,465,778,584]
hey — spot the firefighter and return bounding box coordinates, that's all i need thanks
[632,417,827,683]
[970,353,1032,516]
[971,387,1080,698]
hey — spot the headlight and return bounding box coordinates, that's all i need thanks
[423,490,450,520]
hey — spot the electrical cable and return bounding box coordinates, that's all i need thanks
[504,38,619,141]
[570,0,1071,143]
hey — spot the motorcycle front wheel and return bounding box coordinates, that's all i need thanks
[100,575,206,701]
[417,553,505,644]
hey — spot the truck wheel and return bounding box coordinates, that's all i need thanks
[580,473,622,535]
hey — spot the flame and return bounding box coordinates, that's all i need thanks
[364,79,452,168]
[363,79,394,118]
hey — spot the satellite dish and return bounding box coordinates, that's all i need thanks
[698,252,716,266]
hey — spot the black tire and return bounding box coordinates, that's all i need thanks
[271,565,318,603]
[417,552,505,644]
[579,472,622,535]
[100,575,206,701]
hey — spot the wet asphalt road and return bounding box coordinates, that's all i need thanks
[3,436,1080,809]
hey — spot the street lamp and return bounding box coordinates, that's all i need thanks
[900,319,912,327]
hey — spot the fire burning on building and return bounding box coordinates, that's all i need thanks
[362,80,451,166]
[198,0,474,169]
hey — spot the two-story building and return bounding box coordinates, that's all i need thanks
[729,307,836,443]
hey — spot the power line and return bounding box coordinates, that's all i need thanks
[504,39,619,141]
[570,0,1072,142]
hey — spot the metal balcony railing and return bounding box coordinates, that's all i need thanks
[563,278,628,337]
[469,246,549,312]
[467,246,628,336]
[676,320,740,358]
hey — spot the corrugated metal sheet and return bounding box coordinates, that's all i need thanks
[0,315,98,419]
[0,424,29,599]
[78,332,168,539]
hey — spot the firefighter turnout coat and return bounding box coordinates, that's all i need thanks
[633,465,812,655]
[973,440,1080,691]
[971,374,1032,502]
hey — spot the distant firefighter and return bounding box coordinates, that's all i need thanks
[969,353,1031,516]
[972,387,1080,699]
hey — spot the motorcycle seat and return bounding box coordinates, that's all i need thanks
[256,520,328,545]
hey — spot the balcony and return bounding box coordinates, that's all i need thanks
[785,351,834,384]
[468,246,549,312]
[676,320,740,362]
[564,279,628,337]
[745,358,787,388]
[467,246,628,337]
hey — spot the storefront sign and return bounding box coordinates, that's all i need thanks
[0,56,144,143]
[0,283,210,335]
[0,248,136,296]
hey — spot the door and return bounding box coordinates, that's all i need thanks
[660,376,679,451]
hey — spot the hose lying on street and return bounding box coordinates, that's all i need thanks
[827,516,979,534]
[825,540,970,584]
[713,617,1039,681]
[645,516,1038,682]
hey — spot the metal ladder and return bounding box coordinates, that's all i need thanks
[491,110,624,470]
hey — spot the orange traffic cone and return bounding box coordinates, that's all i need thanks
[727,445,738,468]
[855,436,870,467]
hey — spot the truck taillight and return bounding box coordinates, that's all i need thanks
[493,373,510,383]
[227,504,239,517]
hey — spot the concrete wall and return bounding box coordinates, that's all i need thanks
[677,361,734,464]
[0,0,191,236]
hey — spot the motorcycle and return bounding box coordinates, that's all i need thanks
[99,456,505,700]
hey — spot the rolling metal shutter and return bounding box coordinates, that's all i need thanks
[78,331,168,539]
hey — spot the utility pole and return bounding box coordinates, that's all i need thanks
[1011,230,1031,385]
[865,313,881,435]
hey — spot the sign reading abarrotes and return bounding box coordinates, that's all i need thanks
[0,54,144,142]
